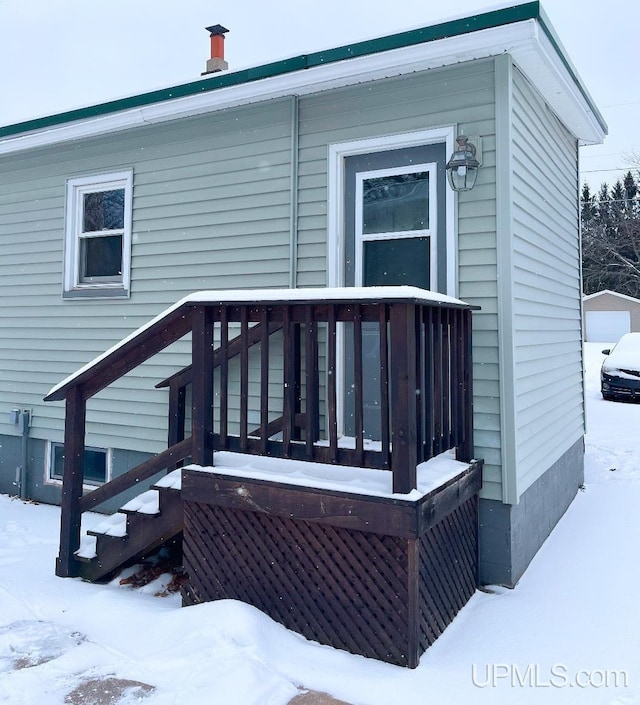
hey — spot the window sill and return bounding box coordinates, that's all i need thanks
[63,287,130,300]
[45,478,106,490]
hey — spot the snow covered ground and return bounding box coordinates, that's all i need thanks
[1,343,639,705]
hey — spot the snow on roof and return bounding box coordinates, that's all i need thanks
[45,286,473,401]
[583,289,640,305]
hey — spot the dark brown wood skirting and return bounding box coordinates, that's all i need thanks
[181,461,481,667]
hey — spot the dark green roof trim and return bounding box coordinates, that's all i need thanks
[3,1,593,141]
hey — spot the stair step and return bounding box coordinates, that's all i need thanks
[86,512,128,539]
[74,472,185,582]
[75,534,99,562]
[121,489,160,517]
[77,512,128,561]
[153,468,182,492]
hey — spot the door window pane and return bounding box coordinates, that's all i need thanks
[363,237,431,288]
[362,172,429,235]
[80,234,123,280]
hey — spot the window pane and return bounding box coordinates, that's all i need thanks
[80,234,123,280]
[363,237,431,289]
[362,172,429,235]
[84,448,107,484]
[83,189,125,232]
[52,444,106,484]
[53,444,65,479]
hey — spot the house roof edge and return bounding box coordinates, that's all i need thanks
[0,3,541,140]
[1,2,606,152]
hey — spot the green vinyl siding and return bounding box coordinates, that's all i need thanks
[510,65,583,495]
[0,99,294,453]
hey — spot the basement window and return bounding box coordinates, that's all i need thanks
[47,442,111,486]
[63,171,133,298]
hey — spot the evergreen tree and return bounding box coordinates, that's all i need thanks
[581,183,596,224]
[582,172,640,298]
[609,180,626,225]
[623,170,637,202]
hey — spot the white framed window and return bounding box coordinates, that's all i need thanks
[64,170,133,298]
[354,162,438,288]
[45,441,112,487]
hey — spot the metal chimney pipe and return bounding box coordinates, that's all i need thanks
[203,25,229,75]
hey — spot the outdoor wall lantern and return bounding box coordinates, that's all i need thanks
[446,135,480,192]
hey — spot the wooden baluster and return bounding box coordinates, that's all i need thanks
[239,307,249,452]
[282,307,295,457]
[293,319,302,441]
[423,307,435,460]
[167,380,187,471]
[305,305,320,458]
[219,306,229,449]
[353,306,364,467]
[379,304,390,470]
[260,307,270,455]
[441,307,451,450]
[168,381,186,448]
[390,303,418,493]
[327,305,338,463]
[414,305,424,464]
[432,307,444,455]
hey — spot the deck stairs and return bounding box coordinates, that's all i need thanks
[74,469,183,582]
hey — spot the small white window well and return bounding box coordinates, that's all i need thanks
[63,171,133,298]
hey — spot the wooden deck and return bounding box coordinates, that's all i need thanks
[45,287,480,667]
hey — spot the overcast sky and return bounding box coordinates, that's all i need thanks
[1,0,638,190]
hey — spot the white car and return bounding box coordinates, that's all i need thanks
[601,332,640,401]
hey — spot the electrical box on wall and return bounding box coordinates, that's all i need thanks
[9,408,32,430]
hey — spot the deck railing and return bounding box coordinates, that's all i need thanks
[45,289,477,578]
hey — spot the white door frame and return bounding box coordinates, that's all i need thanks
[327,126,457,295]
[326,127,457,435]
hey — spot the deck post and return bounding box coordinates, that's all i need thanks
[406,538,421,668]
[390,303,418,493]
[56,385,86,578]
[192,305,214,467]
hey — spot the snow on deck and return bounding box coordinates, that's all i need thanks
[72,450,467,563]
[188,448,472,501]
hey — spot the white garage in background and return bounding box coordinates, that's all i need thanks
[583,290,640,343]
[585,310,630,343]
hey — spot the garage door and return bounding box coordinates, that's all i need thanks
[585,310,630,342]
